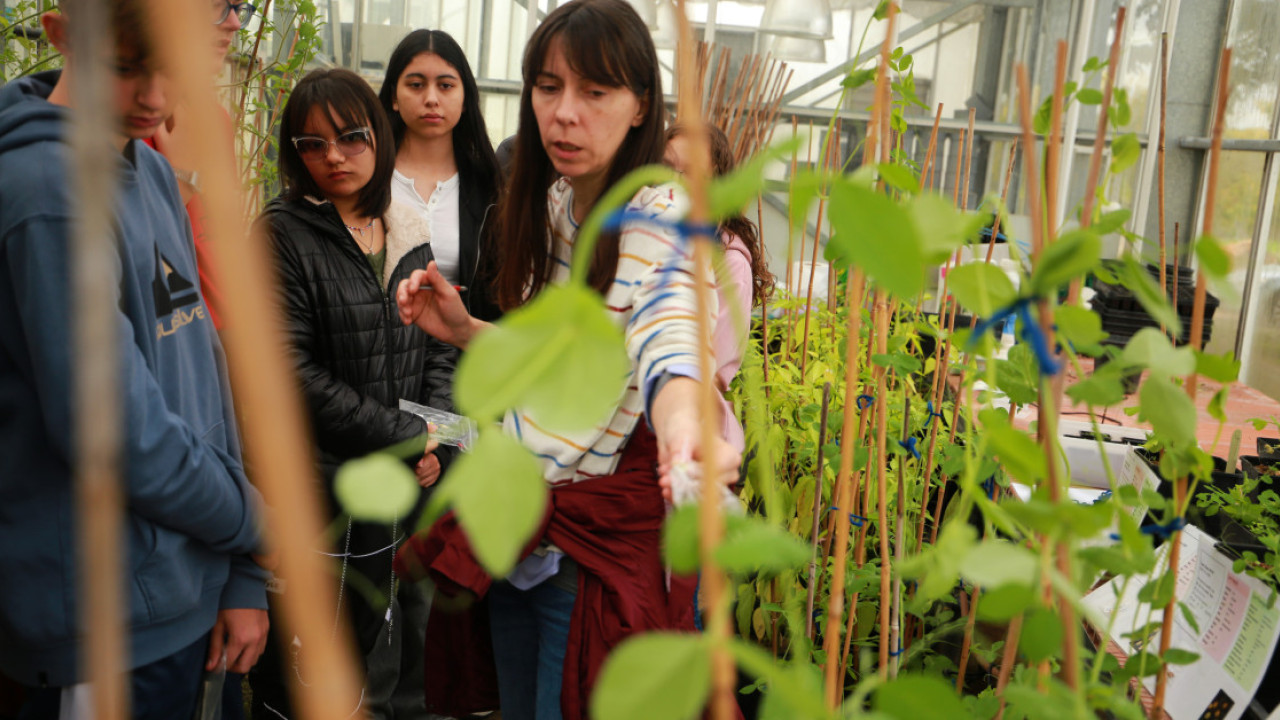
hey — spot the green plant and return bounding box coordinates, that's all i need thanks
[1,1,62,82]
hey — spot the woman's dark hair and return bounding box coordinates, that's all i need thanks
[666,124,774,305]
[279,68,395,220]
[493,0,665,310]
[379,29,500,206]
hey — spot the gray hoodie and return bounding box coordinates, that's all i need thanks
[0,71,265,686]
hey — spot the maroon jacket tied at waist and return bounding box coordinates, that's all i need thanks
[395,425,697,719]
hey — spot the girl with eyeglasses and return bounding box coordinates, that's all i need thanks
[248,68,447,720]
[393,1,740,717]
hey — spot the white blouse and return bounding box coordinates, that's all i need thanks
[391,169,461,284]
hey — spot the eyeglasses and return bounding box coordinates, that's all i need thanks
[291,128,374,161]
[213,0,256,25]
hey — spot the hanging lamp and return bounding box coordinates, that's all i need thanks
[760,0,834,39]
[767,33,827,63]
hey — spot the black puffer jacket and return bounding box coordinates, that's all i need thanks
[260,195,455,484]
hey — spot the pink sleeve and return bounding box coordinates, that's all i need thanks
[713,234,755,390]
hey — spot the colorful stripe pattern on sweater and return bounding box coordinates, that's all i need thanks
[504,178,714,485]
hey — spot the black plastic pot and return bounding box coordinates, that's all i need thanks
[1256,437,1280,461]
[1137,450,1267,556]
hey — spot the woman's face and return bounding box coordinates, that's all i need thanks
[297,105,377,207]
[394,51,465,142]
[531,39,646,200]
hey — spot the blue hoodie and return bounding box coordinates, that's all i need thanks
[0,72,266,686]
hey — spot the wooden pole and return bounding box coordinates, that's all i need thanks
[673,2,734,717]
[805,383,833,642]
[1154,46,1231,719]
[823,271,867,705]
[1158,33,1170,312]
[147,0,367,716]
[1071,7,1127,307]
[70,0,128,715]
[920,104,945,193]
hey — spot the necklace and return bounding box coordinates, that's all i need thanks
[345,217,378,253]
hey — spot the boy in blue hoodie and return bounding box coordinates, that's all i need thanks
[0,1,269,716]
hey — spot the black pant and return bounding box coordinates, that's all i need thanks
[18,634,208,720]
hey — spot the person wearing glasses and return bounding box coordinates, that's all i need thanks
[144,0,256,331]
[248,68,446,720]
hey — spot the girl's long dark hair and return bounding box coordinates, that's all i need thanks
[493,0,665,310]
[379,29,500,206]
[279,68,395,220]
[666,124,774,306]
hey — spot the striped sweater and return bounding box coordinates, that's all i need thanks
[504,177,714,485]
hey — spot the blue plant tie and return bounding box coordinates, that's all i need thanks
[1109,517,1186,542]
[889,644,905,658]
[1092,490,1113,505]
[857,394,875,412]
[1142,517,1187,539]
[898,436,920,460]
[923,400,945,429]
[983,475,996,500]
[829,506,867,528]
[969,297,1061,376]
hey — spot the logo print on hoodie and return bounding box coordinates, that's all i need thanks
[154,248,206,338]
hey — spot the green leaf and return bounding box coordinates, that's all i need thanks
[1112,87,1132,127]
[1056,303,1108,350]
[875,671,962,717]
[947,262,1017,318]
[1034,95,1054,136]
[334,453,420,523]
[872,351,922,376]
[444,430,547,577]
[1139,374,1198,448]
[877,162,921,194]
[789,170,823,234]
[1179,601,1202,634]
[1117,257,1182,334]
[874,675,969,720]
[1122,327,1195,378]
[843,67,877,90]
[1110,133,1141,175]
[662,505,701,574]
[1020,607,1064,663]
[455,284,629,430]
[1068,373,1127,406]
[590,633,711,720]
[911,195,988,264]
[708,138,803,221]
[729,639,832,719]
[977,584,1036,622]
[1208,388,1229,423]
[959,540,1039,589]
[1195,350,1239,383]
[979,408,1047,484]
[1029,229,1101,296]
[1162,648,1200,665]
[1137,571,1176,607]
[1195,235,1232,281]
[1077,88,1104,105]
[1092,208,1132,235]
[715,516,812,574]
[736,582,757,639]
[824,178,925,297]
[1083,57,1104,72]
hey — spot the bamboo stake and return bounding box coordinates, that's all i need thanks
[801,121,825,375]
[736,57,779,161]
[1045,41,1068,252]
[827,120,843,312]
[143,0,371,716]
[754,65,791,160]
[960,108,977,212]
[1071,7,1127,306]
[1154,46,1231,719]
[760,70,795,152]
[822,271,867,705]
[69,0,128,715]
[920,104,945,193]
[839,401,875,675]
[147,0,368,716]
[873,291,893,675]
[759,197,771,392]
[952,128,967,209]
[805,383,834,642]
[673,3,735,717]
[784,116,801,362]
[890,393,911,678]
[994,613,1025,717]
[1158,33,1170,314]
[1172,222,1181,327]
